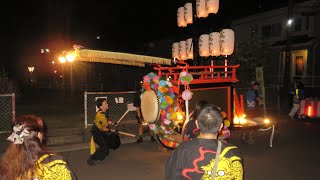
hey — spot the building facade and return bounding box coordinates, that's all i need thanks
[231,0,320,87]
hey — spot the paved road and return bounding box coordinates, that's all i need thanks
[62,116,320,180]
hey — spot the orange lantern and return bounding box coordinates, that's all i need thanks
[207,0,219,14]
[177,7,186,27]
[209,32,221,56]
[184,3,193,24]
[199,34,210,57]
[220,29,235,56]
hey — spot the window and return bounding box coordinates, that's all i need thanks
[261,23,282,38]
[271,23,281,36]
[262,25,272,37]
[293,18,302,32]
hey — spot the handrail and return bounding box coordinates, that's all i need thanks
[154,64,240,84]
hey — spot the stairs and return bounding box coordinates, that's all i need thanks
[44,115,84,146]
[46,127,83,146]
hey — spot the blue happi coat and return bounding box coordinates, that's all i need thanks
[246,88,262,110]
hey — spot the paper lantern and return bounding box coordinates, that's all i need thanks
[177,7,186,27]
[184,3,193,24]
[186,38,193,59]
[182,90,193,101]
[172,42,179,59]
[207,0,219,14]
[199,34,210,57]
[196,0,208,18]
[220,29,235,56]
[179,41,187,60]
[209,32,221,56]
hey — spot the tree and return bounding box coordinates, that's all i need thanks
[230,38,276,87]
[0,67,19,94]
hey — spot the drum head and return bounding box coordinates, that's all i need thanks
[141,90,160,124]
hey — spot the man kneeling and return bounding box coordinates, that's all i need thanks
[165,104,243,180]
[87,98,120,166]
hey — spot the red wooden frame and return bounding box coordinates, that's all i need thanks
[154,61,239,85]
[153,61,240,124]
[188,86,232,122]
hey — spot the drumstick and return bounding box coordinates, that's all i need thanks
[115,109,130,126]
[181,110,194,142]
[109,129,136,137]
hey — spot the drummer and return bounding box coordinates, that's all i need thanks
[134,81,155,143]
[87,98,114,166]
[246,81,263,117]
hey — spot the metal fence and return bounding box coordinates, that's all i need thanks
[0,93,15,133]
[84,91,137,128]
[236,86,280,111]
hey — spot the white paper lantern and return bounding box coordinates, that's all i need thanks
[196,0,208,18]
[186,38,193,59]
[172,42,179,59]
[207,0,219,14]
[199,34,210,57]
[220,29,235,56]
[184,3,193,24]
[179,41,187,60]
[177,7,186,27]
[209,32,221,56]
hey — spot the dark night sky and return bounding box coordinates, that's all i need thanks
[0,0,308,76]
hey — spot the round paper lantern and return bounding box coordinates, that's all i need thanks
[184,3,193,24]
[177,7,186,27]
[220,29,235,56]
[207,0,219,14]
[182,90,193,101]
[196,0,208,18]
[199,34,210,57]
[186,38,193,59]
[179,41,187,60]
[209,32,221,56]
[172,42,179,59]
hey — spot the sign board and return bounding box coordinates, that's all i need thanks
[256,67,265,105]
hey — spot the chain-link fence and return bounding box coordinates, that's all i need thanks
[236,86,280,111]
[84,91,137,128]
[0,93,15,133]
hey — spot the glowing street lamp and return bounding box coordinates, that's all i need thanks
[27,67,35,83]
[59,52,76,91]
[66,54,75,62]
[287,19,293,27]
[59,56,66,63]
[28,67,34,73]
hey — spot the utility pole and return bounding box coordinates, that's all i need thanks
[282,0,294,110]
[283,0,294,87]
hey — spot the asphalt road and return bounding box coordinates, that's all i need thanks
[62,116,320,180]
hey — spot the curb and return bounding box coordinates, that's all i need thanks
[49,136,152,153]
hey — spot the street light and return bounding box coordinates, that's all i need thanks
[28,67,34,73]
[287,19,293,27]
[28,67,34,83]
[66,54,75,62]
[59,57,66,63]
[59,52,76,91]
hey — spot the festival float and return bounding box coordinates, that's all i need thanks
[138,0,277,149]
